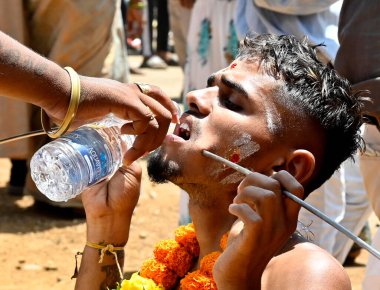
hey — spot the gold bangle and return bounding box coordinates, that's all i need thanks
[41,66,81,138]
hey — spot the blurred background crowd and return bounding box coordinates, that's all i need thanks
[1,0,380,289]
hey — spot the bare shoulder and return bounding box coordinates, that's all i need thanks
[261,234,351,290]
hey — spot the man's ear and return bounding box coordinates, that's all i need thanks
[284,149,315,184]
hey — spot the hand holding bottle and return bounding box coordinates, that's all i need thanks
[74,162,141,290]
[81,161,142,246]
[0,31,179,164]
[45,78,180,165]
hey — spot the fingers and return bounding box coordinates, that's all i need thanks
[121,83,180,164]
[81,179,107,205]
[121,97,169,164]
[135,83,181,124]
[108,162,142,211]
[271,170,304,219]
[231,171,304,233]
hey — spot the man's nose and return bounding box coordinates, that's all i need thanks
[185,88,215,115]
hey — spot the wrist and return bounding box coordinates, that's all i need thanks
[86,216,132,246]
[37,65,72,120]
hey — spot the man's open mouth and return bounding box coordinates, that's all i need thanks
[178,122,191,140]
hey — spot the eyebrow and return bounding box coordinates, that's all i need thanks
[221,75,249,97]
[207,73,249,98]
[207,74,216,87]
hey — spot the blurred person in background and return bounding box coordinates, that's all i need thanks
[140,0,178,69]
[168,0,195,70]
[0,0,130,209]
[335,0,380,288]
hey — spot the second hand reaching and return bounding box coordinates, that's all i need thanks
[202,149,380,260]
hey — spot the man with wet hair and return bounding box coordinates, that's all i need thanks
[76,34,365,289]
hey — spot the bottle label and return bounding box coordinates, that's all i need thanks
[61,128,114,185]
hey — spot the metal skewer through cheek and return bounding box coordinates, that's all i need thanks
[202,149,380,260]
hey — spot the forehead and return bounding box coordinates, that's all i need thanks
[211,60,284,134]
[211,60,277,95]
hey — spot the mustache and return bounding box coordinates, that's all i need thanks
[183,109,206,119]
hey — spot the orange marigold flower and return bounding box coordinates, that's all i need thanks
[219,231,229,251]
[175,223,200,257]
[180,270,217,290]
[153,240,194,277]
[140,258,178,289]
[200,251,221,277]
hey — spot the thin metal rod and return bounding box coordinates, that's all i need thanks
[202,149,380,260]
[0,129,55,145]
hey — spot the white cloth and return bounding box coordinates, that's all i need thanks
[332,156,372,263]
[235,0,342,61]
[363,228,380,290]
[360,124,380,290]
[168,0,192,69]
[184,0,238,95]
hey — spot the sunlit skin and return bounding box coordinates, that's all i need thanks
[147,59,349,289]
[160,60,321,198]
[153,61,288,260]
[74,31,355,288]
[75,57,352,290]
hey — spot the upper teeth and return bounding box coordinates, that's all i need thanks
[180,123,190,131]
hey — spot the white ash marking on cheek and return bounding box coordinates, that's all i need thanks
[212,133,261,183]
[207,162,223,179]
[233,133,260,160]
[220,171,245,184]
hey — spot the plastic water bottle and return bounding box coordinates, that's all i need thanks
[30,115,136,202]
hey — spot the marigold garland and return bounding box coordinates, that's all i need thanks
[119,223,226,289]
[180,270,217,290]
[219,231,229,251]
[119,272,164,290]
[153,239,194,276]
[199,251,221,277]
[140,258,178,289]
[175,223,200,257]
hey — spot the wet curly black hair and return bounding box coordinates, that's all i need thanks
[237,33,367,194]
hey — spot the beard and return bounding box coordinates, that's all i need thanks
[147,147,182,183]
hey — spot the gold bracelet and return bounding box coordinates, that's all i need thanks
[41,66,81,138]
[86,241,125,280]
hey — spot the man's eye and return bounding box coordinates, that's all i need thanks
[221,97,242,112]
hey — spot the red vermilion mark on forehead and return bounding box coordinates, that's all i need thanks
[230,63,237,69]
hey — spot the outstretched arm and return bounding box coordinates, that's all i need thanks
[75,162,142,290]
[0,30,179,163]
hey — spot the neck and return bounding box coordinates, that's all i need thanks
[188,191,236,262]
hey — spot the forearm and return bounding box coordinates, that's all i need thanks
[75,245,125,290]
[75,220,131,290]
[0,31,70,113]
